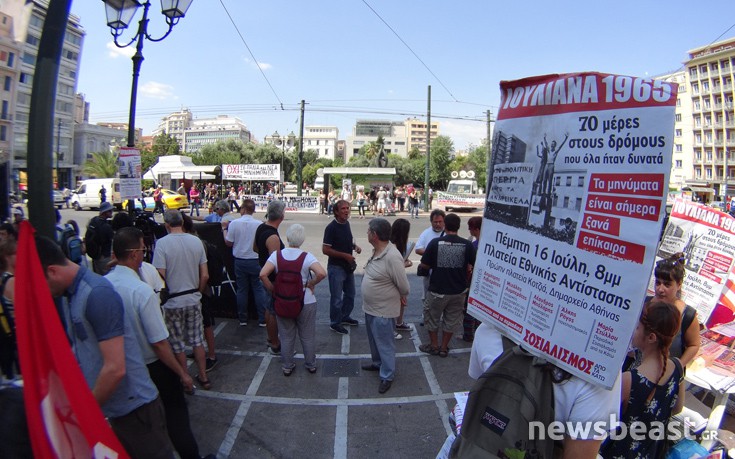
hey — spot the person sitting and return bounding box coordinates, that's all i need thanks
[600,301,684,458]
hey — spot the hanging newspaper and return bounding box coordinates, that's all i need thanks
[468,72,677,389]
[118,147,142,201]
[222,163,280,181]
[653,199,735,323]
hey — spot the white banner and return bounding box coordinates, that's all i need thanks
[240,194,319,213]
[435,191,485,210]
[653,199,735,323]
[468,72,677,389]
[118,147,142,201]
[222,163,280,181]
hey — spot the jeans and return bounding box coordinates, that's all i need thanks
[365,313,396,381]
[328,265,355,326]
[411,202,420,218]
[234,258,269,323]
[189,199,200,216]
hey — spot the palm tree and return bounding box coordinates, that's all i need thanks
[82,151,118,178]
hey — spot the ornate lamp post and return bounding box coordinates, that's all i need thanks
[103,0,193,148]
[271,130,295,195]
[102,0,193,211]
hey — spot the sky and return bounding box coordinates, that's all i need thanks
[69,1,735,152]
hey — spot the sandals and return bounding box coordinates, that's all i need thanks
[195,375,212,390]
[419,343,439,355]
[438,347,449,358]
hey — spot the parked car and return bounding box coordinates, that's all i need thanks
[710,201,726,212]
[53,190,65,209]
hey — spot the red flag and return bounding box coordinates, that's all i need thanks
[14,221,129,458]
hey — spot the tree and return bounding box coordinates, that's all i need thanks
[151,131,180,157]
[430,135,454,189]
[407,145,421,160]
[191,140,244,166]
[82,151,118,178]
[467,144,489,191]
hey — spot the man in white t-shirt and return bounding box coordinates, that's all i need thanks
[414,209,445,302]
[468,323,621,457]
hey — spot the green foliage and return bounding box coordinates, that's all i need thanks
[302,163,318,186]
[346,155,371,167]
[407,145,422,160]
[82,151,118,178]
[467,145,489,190]
[429,136,454,189]
[191,139,247,166]
[151,131,180,157]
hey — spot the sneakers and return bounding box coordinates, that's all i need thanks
[268,345,281,356]
[394,332,403,340]
[395,322,411,331]
[205,358,218,372]
[239,320,247,327]
[341,318,359,326]
[330,324,349,335]
[258,321,266,328]
[283,367,293,377]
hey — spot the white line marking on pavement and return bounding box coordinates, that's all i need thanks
[341,332,351,355]
[334,377,349,459]
[218,354,273,457]
[195,390,456,406]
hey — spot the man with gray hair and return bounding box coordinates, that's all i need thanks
[153,209,211,389]
[361,218,410,394]
[255,200,286,353]
[191,199,229,223]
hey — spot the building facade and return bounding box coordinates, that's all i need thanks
[182,115,251,153]
[684,38,735,198]
[405,117,439,155]
[72,122,128,177]
[303,125,338,161]
[345,120,408,159]
[656,70,694,192]
[11,0,84,189]
[152,108,192,145]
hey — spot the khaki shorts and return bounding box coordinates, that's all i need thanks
[164,304,204,353]
[423,291,466,332]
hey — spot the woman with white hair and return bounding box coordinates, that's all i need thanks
[259,224,326,376]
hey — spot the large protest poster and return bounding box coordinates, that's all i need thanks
[118,147,142,200]
[468,73,677,389]
[226,194,319,214]
[653,199,735,323]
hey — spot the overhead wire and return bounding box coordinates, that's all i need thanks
[217,0,285,108]
[359,0,459,103]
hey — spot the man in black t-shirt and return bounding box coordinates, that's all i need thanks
[255,200,286,354]
[418,213,476,357]
[322,200,362,335]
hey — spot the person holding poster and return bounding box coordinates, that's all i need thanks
[418,214,475,357]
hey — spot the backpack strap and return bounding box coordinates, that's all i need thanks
[680,305,696,355]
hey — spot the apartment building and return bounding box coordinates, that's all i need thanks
[345,120,407,159]
[303,125,338,161]
[152,107,192,145]
[11,0,84,189]
[405,117,439,155]
[685,37,735,198]
[182,115,252,153]
[0,9,20,166]
[656,70,694,191]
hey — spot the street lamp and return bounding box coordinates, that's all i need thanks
[271,130,295,194]
[102,0,193,211]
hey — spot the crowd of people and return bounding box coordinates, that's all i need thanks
[0,184,710,458]
[318,184,433,218]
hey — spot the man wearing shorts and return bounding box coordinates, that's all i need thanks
[418,213,475,357]
[153,210,211,389]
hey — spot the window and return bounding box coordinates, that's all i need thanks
[675,144,682,152]
[64,50,78,62]
[566,176,572,186]
[675,129,682,137]
[675,160,682,168]
[577,176,584,187]
[7,52,13,67]
[3,76,9,91]
[16,92,29,105]
[0,125,6,141]
[677,99,681,107]
[25,34,39,47]
[706,168,712,179]
[675,114,682,122]
[1,100,8,119]
[29,15,43,28]
[555,176,561,186]
[575,198,582,211]
[563,196,570,208]
[22,53,36,65]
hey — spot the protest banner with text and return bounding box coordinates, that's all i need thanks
[468,72,677,389]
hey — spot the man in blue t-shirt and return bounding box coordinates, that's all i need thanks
[37,236,174,459]
[323,199,362,334]
[418,213,476,357]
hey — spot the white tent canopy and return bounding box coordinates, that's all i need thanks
[144,155,219,181]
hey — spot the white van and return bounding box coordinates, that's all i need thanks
[314,177,324,190]
[70,178,122,210]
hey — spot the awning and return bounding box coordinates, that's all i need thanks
[684,186,716,193]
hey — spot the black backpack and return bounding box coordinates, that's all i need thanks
[84,218,102,260]
[450,343,556,459]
